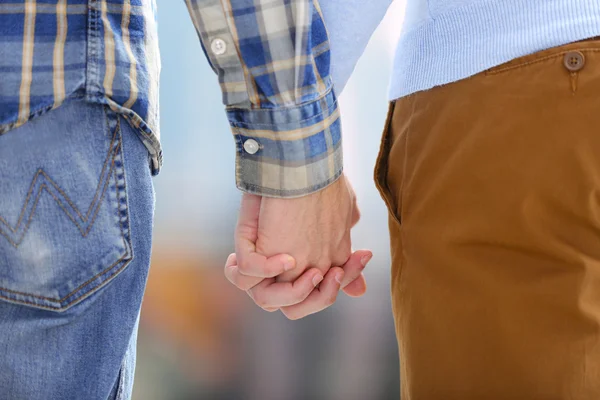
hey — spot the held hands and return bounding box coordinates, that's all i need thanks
[224,174,372,319]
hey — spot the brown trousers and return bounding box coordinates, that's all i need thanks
[375,39,600,399]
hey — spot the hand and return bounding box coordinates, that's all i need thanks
[225,250,371,319]
[225,174,372,319]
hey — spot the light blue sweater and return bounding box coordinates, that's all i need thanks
[320,0,600,100]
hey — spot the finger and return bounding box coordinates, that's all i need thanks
[236,251,296,279]
[280,267,345,320]
[338,250,372,289]
[235,194,296,278]
[342,273,367,297]
[225,260,265,291]
[247,268,324,309]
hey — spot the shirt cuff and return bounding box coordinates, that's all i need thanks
[227,89,343,198]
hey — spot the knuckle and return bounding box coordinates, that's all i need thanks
[314,259,332,272]
[333,249,351,267]
[351,206,361,227]
[294,257,310,272]
[237,258,250,274]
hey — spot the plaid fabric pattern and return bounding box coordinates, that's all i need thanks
[0,0,341,197]
[0,0,162,174]
[187,0,343,197]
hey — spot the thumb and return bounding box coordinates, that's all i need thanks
[342,274,367,297]
[235,194,296,278]
[338,249,371,298]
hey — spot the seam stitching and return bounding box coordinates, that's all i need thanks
[486,49,600,75]
[0,108,133,310]
[0,114,119,246]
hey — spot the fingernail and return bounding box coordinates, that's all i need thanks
[284,256,295,271]
[361,254,372,267]
[312,274,324,287]
[335,272,343,284]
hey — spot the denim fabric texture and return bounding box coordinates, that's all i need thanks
[0,0,162,174]
[1,0,344,198]
[0,100,154,400]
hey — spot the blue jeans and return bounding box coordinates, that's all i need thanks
[0,100,154,399]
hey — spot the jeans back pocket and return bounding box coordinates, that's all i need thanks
[0,101,133,311]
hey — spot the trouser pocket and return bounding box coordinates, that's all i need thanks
[374,101,403,226]
[0,101,134,311]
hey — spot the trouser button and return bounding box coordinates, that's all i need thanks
[564,51,585,72]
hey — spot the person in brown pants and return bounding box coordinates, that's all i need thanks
[375,38,600,399]
[218,0,600,398]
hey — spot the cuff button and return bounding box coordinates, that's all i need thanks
[210,38,227,55]
[243,139,260,155]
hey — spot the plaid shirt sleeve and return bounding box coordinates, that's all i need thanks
[185,0,343,198]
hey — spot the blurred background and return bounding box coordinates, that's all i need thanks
[133,1,406,399]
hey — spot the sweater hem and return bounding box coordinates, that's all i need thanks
[390,0,600,99]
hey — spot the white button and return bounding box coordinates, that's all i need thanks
[211,38,227,55]
[243,139,260,155]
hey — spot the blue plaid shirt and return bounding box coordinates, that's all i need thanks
[0,0,342,198]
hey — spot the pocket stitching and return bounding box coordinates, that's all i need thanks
[396,93,418,227]
[375,101,402,226]
[0,110,133,310]
[0,113,121,247]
